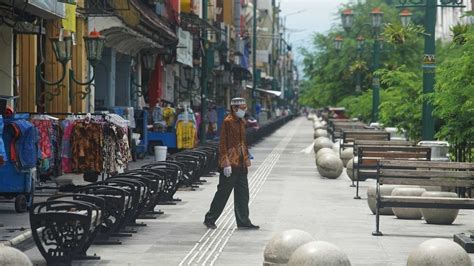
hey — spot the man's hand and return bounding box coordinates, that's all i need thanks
[223,166,232,177]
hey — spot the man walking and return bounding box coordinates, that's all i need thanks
[204,98,259,230]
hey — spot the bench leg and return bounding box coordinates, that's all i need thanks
[372,200,383,236]
[354,178,361,199]
[350,166,355,187]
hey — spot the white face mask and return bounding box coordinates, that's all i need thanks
[236,109,246,118]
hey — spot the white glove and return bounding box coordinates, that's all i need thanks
[223,166,232,177]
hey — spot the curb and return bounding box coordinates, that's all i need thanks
[1,229,35,251]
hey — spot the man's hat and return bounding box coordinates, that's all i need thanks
[230,97,246,106]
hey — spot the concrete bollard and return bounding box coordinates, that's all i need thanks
[288,241,351,266]
[391,187,426,219]
[0,245,33,266]
[315,148,335,161]
[263,229,315,266]
[367,185,398,215]
[421,191,459,225]
[407,238,472,266]
[316,153,343,179]
[313,137,333,154]
[340,148,354,167]
[313,129,328,139]
[346,158,358,181]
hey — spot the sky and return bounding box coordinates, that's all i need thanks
[279,0,347,66]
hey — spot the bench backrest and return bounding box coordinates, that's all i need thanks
[377,160,474,188]
[342,130,390,144]
[357,146,431,167]
[354,140,416,147]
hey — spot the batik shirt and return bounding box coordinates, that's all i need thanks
[218,114,251,171]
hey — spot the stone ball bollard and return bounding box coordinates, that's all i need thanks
[313,122,324,130]
[0,245,33,266]
[340,148,354,167]
[407,238,472,266]
[316,153,343,179]
[313,129,328,139]
[313,137,333,154]
[367,185,398,215]
[391,187,427,219]
[421,191,459,225]
[315,148,335,161]
[263,229,315,265]
[288,241,351,266]
[346,158,358,181]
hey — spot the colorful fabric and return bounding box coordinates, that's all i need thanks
[7,120,39,169]
[71,121,103,173]
[176,121,196,149]
[218,114,250,170]
[103,123,132,174]
[32,119,53,159]
[61,120,74,173]
[162,107,176,127]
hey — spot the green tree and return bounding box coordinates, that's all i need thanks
[432,27,474,161]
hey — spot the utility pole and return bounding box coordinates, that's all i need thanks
[252,0,257,117]
[200,0,209,144]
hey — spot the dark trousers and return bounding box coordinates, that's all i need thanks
[204,170,252,227]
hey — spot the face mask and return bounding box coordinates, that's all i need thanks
[236,109,246,118]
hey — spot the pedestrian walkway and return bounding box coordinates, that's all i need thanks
[14,117,474,264]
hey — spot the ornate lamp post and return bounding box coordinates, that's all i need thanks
[36,29,105,106]
[397,0,465,140]
[355,35,365,93]
[341,7,384,123]
[131,52,157,102]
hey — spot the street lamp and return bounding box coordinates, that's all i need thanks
[341,9,354,30]
[397,0,465,141]
[131,52,157,101]
[341,7,383,123]
[370,7,384,29]
[334,35,344,51]
[399,8,412,27]
[37,29,105,106]
[334,35,344,52]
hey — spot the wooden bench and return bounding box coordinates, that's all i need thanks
[340,130,390,155]
[349,140,417,187]
[354,146,431,199]
[328,121,368,142]
[373,160,474,236]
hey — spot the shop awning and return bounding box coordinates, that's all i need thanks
[0,0,65,19]
[246,85,282,97]
[89,16,160,56]
[129,0,177,44]
[180,13,220,35]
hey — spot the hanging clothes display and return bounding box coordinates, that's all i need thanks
[176,121,196,149]
[5,119,39,170]
[162,106,176,128]
[61,119,75,173]
[102,114,132,174]
[51,121,63,176]
[71,120,103,173]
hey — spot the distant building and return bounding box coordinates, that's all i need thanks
[436,0,473,42]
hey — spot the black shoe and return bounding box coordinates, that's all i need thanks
[203,220,217,229]
[237,223,260,230]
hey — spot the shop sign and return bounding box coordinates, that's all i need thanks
[177,28,193,67]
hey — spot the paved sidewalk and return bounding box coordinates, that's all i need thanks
[4,117,473,265]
